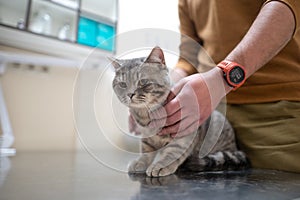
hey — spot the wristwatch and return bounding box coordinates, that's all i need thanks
[217,60,246,91]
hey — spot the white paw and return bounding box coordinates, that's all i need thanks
[128,160,148,173]
[146,162,178,177]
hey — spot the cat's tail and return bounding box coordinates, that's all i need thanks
[180,151,250,172]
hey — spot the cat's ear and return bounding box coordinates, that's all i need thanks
[145,46,166,65]
[107,57,121,70]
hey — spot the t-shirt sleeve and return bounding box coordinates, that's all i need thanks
[176,0,202,75]
[263,0,300,36]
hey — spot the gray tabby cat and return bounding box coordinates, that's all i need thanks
[111,47,249,177]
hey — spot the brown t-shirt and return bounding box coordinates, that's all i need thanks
[176,0,300,104]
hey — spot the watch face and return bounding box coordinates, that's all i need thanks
[229,66,245,84]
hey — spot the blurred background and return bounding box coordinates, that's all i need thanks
[3,3,300,200]
[0,0,180,152]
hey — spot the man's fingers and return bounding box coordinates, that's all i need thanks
[149,105,182,129]
[172,120,200,138]
[149,79,187,121]
[158,116,200,138]
[157,121,181,136]
[166,90,176,103]
[148,117,166,129]
[150,97,181,120]
[164,109,182,126]
[158,117,196,136]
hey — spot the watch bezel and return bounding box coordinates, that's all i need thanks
[228,66,245,85]
[217,61,246,91]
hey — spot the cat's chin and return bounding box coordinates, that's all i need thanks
[128,98,165,110]
[129,104,151,110]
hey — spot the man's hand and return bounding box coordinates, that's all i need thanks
[149,67,231,138]
[170,68,188,83]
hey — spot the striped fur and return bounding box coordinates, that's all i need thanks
[112,47,250,177]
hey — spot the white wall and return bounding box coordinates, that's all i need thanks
[117,0,181,68]
[118,0,179,33]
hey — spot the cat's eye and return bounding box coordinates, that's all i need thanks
[118,82,127,88]
[138,79,149,86]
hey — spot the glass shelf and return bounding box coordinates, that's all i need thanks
[0,0,29,29]
[81,0,117,23]
[49,0,79,10]
[28,0,77,42]
[0,0,118,53]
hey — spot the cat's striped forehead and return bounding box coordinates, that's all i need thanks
[115,57,146,74]
[114,57,167,82]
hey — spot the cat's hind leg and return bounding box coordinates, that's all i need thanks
[204,151,250,170]
[181,151,250,172]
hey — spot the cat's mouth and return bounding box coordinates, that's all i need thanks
[129,98,162,110]
[129,99,149,108]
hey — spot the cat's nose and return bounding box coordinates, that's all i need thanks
[127,93,134,99]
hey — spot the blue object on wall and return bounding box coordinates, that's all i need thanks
[96,23,115,52]
[78,17,97,47]
[77,16,115,52]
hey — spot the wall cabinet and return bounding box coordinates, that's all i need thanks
[0,0,117,52]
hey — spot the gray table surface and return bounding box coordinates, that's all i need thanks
[1,152,300,200]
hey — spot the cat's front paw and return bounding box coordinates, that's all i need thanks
[128,160,148,173]
[146,162,178,177]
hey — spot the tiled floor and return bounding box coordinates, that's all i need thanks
[1,152,300,200]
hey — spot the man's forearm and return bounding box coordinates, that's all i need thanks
[225,1,296,78]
